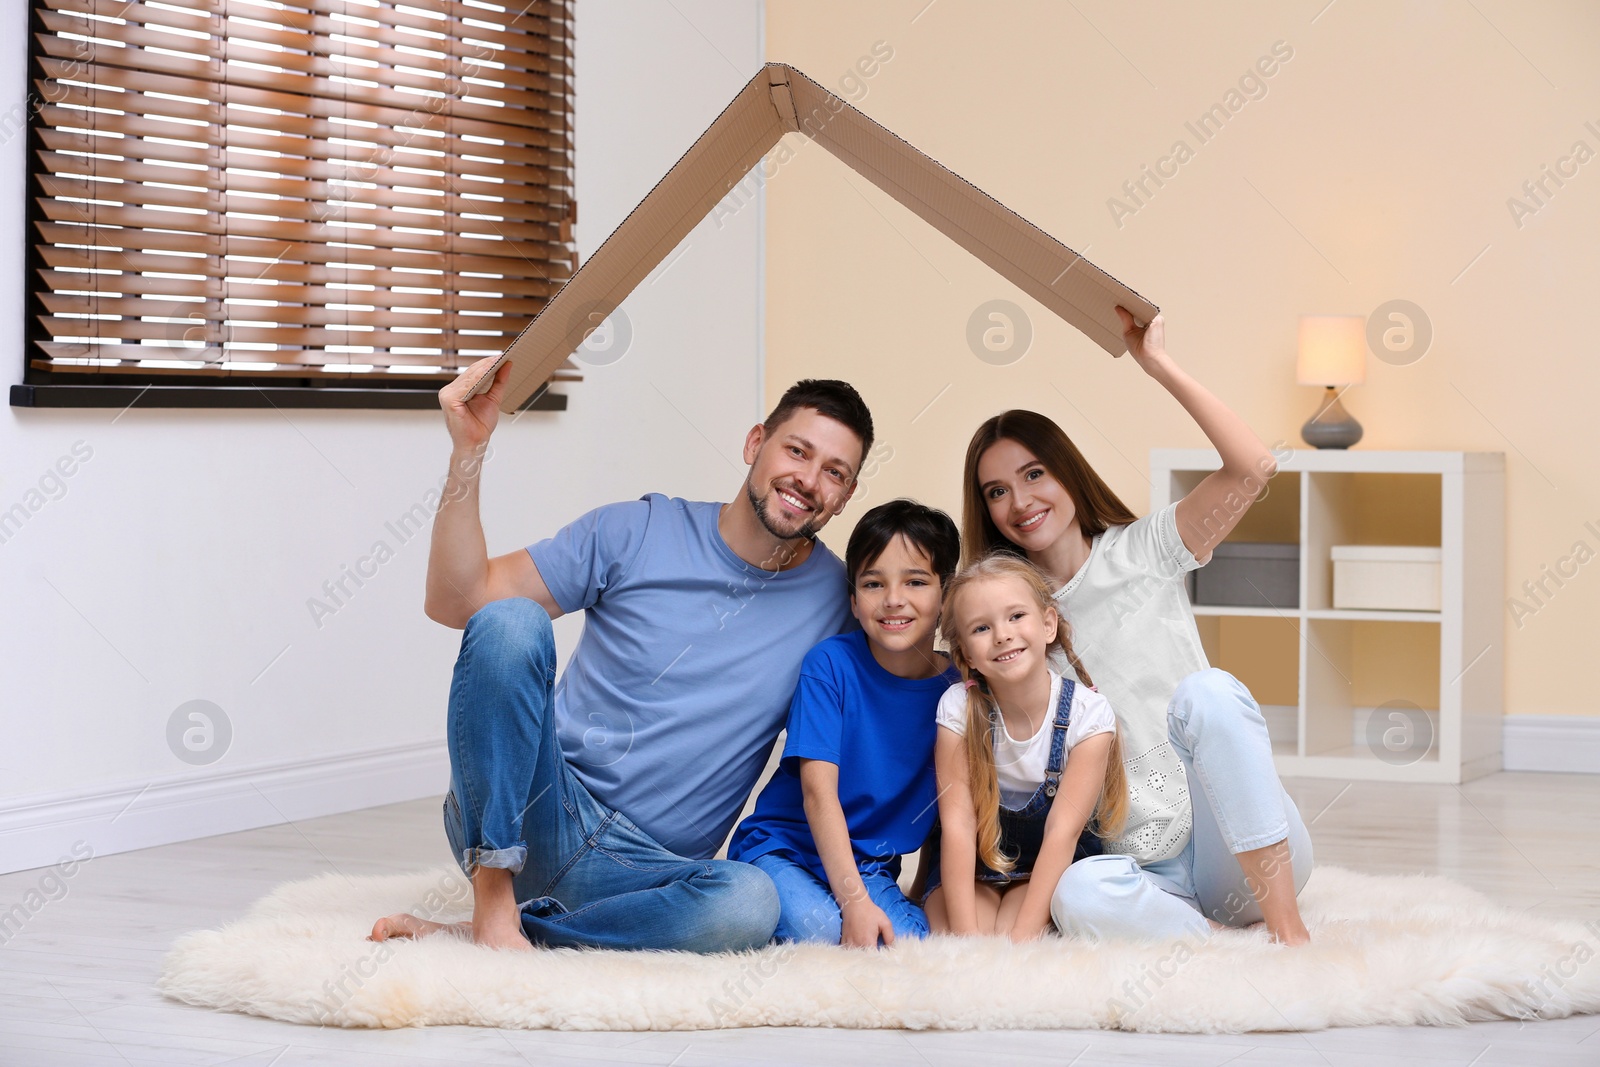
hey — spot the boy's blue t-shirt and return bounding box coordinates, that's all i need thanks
[527,493,851,860]
[727,630,958,881]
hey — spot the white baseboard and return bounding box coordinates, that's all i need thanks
[1255,706,1595,776]
[1503,716,1600,774]
[0,740,448,875]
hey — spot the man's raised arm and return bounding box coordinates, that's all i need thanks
[425,357,563,629]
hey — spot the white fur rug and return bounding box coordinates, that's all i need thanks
[158,865,1600,1033]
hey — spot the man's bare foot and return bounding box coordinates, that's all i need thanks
[367,910,531,950]
[470,912,534,952]
[368,913,469,942]
[470,865,534,951]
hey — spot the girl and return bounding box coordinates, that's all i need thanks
[962,308,1313,944]
[924,554,1127,942]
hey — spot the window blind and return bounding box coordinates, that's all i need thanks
[27,0,579,395]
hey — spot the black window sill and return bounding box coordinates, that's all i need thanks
[10,383,564,411]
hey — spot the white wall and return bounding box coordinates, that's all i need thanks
[0,1,767,872]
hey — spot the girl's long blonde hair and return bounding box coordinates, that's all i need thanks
[939,554,1129,872]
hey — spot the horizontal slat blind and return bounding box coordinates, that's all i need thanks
[29,0,578,386]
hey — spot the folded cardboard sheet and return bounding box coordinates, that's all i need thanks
[475,63,1158,412]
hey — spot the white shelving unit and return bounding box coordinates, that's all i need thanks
[1151,449,1505,783]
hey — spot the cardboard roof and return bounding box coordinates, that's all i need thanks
[473,63,1159,412]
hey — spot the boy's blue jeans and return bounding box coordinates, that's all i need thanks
[750,851,929,944]
[443,598,780,952]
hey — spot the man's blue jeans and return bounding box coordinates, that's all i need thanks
[443,598,780,952]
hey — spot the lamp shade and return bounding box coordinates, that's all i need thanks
[1296,315,1368,386]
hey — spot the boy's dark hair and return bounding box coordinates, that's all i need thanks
[763,379,874,477]
[846,499,962,592]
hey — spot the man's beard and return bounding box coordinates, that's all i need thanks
[747,480,822,543]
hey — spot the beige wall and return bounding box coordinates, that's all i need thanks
[764,0,1600,717]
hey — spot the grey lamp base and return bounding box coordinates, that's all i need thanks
[1301,388,1363,449]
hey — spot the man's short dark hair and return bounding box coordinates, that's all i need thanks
[763,379,874,476]
[846,498,962,591]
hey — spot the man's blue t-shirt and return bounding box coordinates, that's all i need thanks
[727,630,958,881]
[527,493,851,859]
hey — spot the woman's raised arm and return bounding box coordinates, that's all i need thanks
[1114,307,1279,563]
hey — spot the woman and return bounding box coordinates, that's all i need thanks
[961,307,1312,945]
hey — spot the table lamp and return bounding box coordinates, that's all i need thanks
[1297,315,1367,449]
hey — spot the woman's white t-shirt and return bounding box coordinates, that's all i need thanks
[1049,501,1207,864]
[935,670,1117,809]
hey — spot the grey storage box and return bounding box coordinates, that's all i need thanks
[1188,542,1300,608]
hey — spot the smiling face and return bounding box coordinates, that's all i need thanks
[850,534,943,656]
[976,437,1080,554]
[742,406,862,542]
[950,574,1058,686]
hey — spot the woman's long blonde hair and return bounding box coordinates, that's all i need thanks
[939,554,1128,872]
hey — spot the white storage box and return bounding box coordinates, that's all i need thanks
[1331,545,1442,611]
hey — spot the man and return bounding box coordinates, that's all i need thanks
[370,356,873,952]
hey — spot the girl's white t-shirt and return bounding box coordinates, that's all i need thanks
[935,670,1117,809]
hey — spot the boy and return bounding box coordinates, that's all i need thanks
[727,499,960,946]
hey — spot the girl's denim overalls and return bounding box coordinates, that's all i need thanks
[924,676,1102,899]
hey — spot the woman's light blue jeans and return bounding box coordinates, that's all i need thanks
[444,598,780,952]
[1051,668,1315,941]
[750,851,929,944]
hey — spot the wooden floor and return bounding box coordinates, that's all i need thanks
[3,772,1599,1066]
